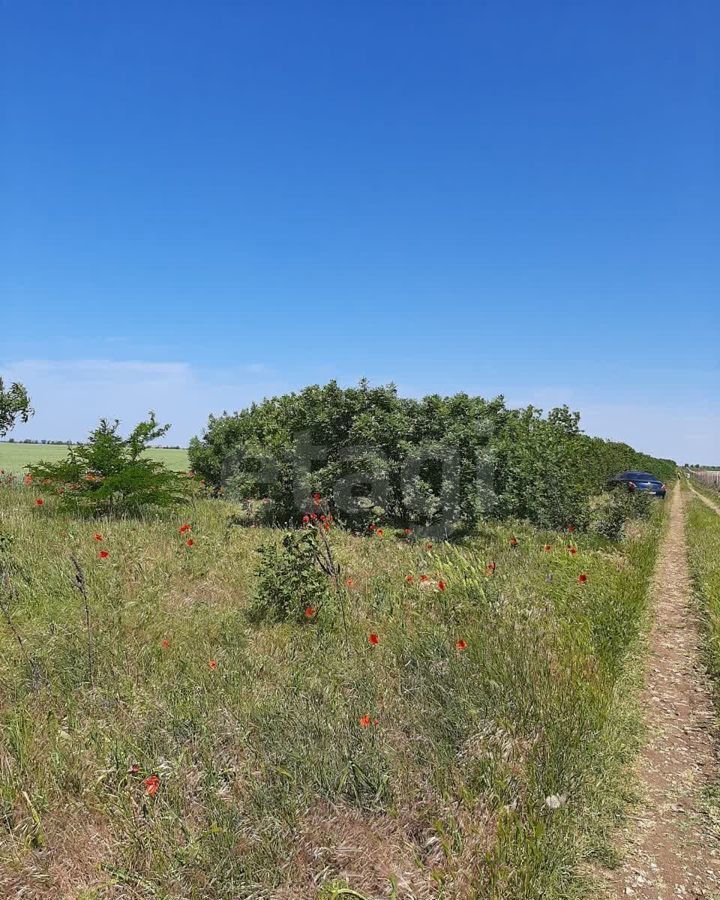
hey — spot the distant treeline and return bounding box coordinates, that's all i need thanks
[0,438,185,449]
[189,380,676,533]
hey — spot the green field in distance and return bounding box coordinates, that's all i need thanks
[0,443,190,473]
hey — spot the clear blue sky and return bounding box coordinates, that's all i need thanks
[1,1,718,462]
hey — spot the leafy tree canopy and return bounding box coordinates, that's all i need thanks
[0,377,33,438]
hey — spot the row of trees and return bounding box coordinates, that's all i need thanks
[188,381,676,533]
[2,376,676,530]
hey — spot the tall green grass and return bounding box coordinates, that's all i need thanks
[0,482,666,898]
[685,483,720,692]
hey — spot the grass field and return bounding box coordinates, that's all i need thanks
[0,479,667,898]
[0,443,189,473]
[686,482,720,698]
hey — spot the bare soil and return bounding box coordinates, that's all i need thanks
[606,486,720,898]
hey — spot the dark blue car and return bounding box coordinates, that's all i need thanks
[609,471,667,498]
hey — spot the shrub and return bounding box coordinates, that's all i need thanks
[593,489,654,541]
[189,380,676,533]
[27,413,192,516]
[250,529,332,623]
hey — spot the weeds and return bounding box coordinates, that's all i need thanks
[0,479,666,898]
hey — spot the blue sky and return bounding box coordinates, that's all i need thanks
[1,1,718,462]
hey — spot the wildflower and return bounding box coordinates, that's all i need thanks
[35,498,44,506]
[405,574,414,584]
[369,523,376,532]
[510,536,518,547]
[567,525,576,533]
[185,539,194,547]
[94,533,103,541]
[568,546,577,555]
[129,763,140,776]
[23,474,32,486]
[302,515,310,524]
[486,562,496,576]
[404,528,413,536]
[359,714,371,728]
[346,578,356,588]
[179,523,192,534]
[323,522,330,531]
[425,543,433,551]
[456,639,468,651]
[313,492,321,502]
[161,639,170,649]
[420,574,430,582]
[209,659,218,670]
[543,544,552,552]
[376,528,384,537]
[437,580,447,592]
[320,514,326,522]
[305,606,316,618]
[578,573,588,584]
[310,513,317,521]
[98,550,109,559]
[143,774,160,797]
[368,633,379,645]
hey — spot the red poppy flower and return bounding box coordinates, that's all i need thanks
[368,633,379,645]
[578,573,588,584]
[35,498,44,506]
[544,544,552,552]
[144,774,160,797]
[185,539,194,547]
[567,525,576,533]
[369,523,376,532]
[437,580,447,592]
[568,546,577,555]
[302,515,310,524]
[323,522,330,531]
[420,574,430,583]
[161,639,170,650]
[346,578,356,588]
[98,550,109,559]
[209,659,218,670]
[456,639,468,651]
[405,574,414,584]
[305,606,316,618]
[179,523,191,534]
[510,536,518,547]
[94,533,103,541]
[310,513,317,521]
[359,714,371,728]
[376,528,384,537]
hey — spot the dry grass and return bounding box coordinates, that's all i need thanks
[0,482,667,898]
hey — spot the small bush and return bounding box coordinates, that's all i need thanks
[250,529,332,623]
[27,413,192,517]
[593,489,654,541]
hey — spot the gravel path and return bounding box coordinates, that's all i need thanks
[606,486,720,899]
